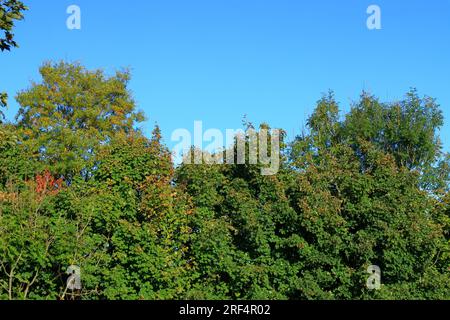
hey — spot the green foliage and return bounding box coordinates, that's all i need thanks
[0,124,35,185]
[0,0,27,52]
[1,0,27,115]
[0,92,6,121]
[0,61,449,300]
[0,173,94,300]
[15,61,145,179]
[343,90,447,189]
[289,142,448,299]
[84,130,193,299]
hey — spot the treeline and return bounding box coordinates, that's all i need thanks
[0,61,449,300]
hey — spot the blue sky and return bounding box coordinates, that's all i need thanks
[1,0,449,153]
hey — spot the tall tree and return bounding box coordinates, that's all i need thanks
[343,89,448,191]
[288,92,450,299]
[15,61,145,179]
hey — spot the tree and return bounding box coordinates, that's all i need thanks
[0,0,28,116]
[2,62,449,300]
[0,0,27,51]
[75,128,194,299]
[0,170,90,300]
[176,125,299,299]
[289,141,449,299]
[288,93,450,299]
[343,89,448,191]
[15,61,145,179]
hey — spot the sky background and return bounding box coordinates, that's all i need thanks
[1,0,449,153]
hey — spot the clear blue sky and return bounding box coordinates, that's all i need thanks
[1,0,449,152]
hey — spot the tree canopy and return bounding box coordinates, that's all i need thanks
[15,62,145,179]
[0,61,449,300]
